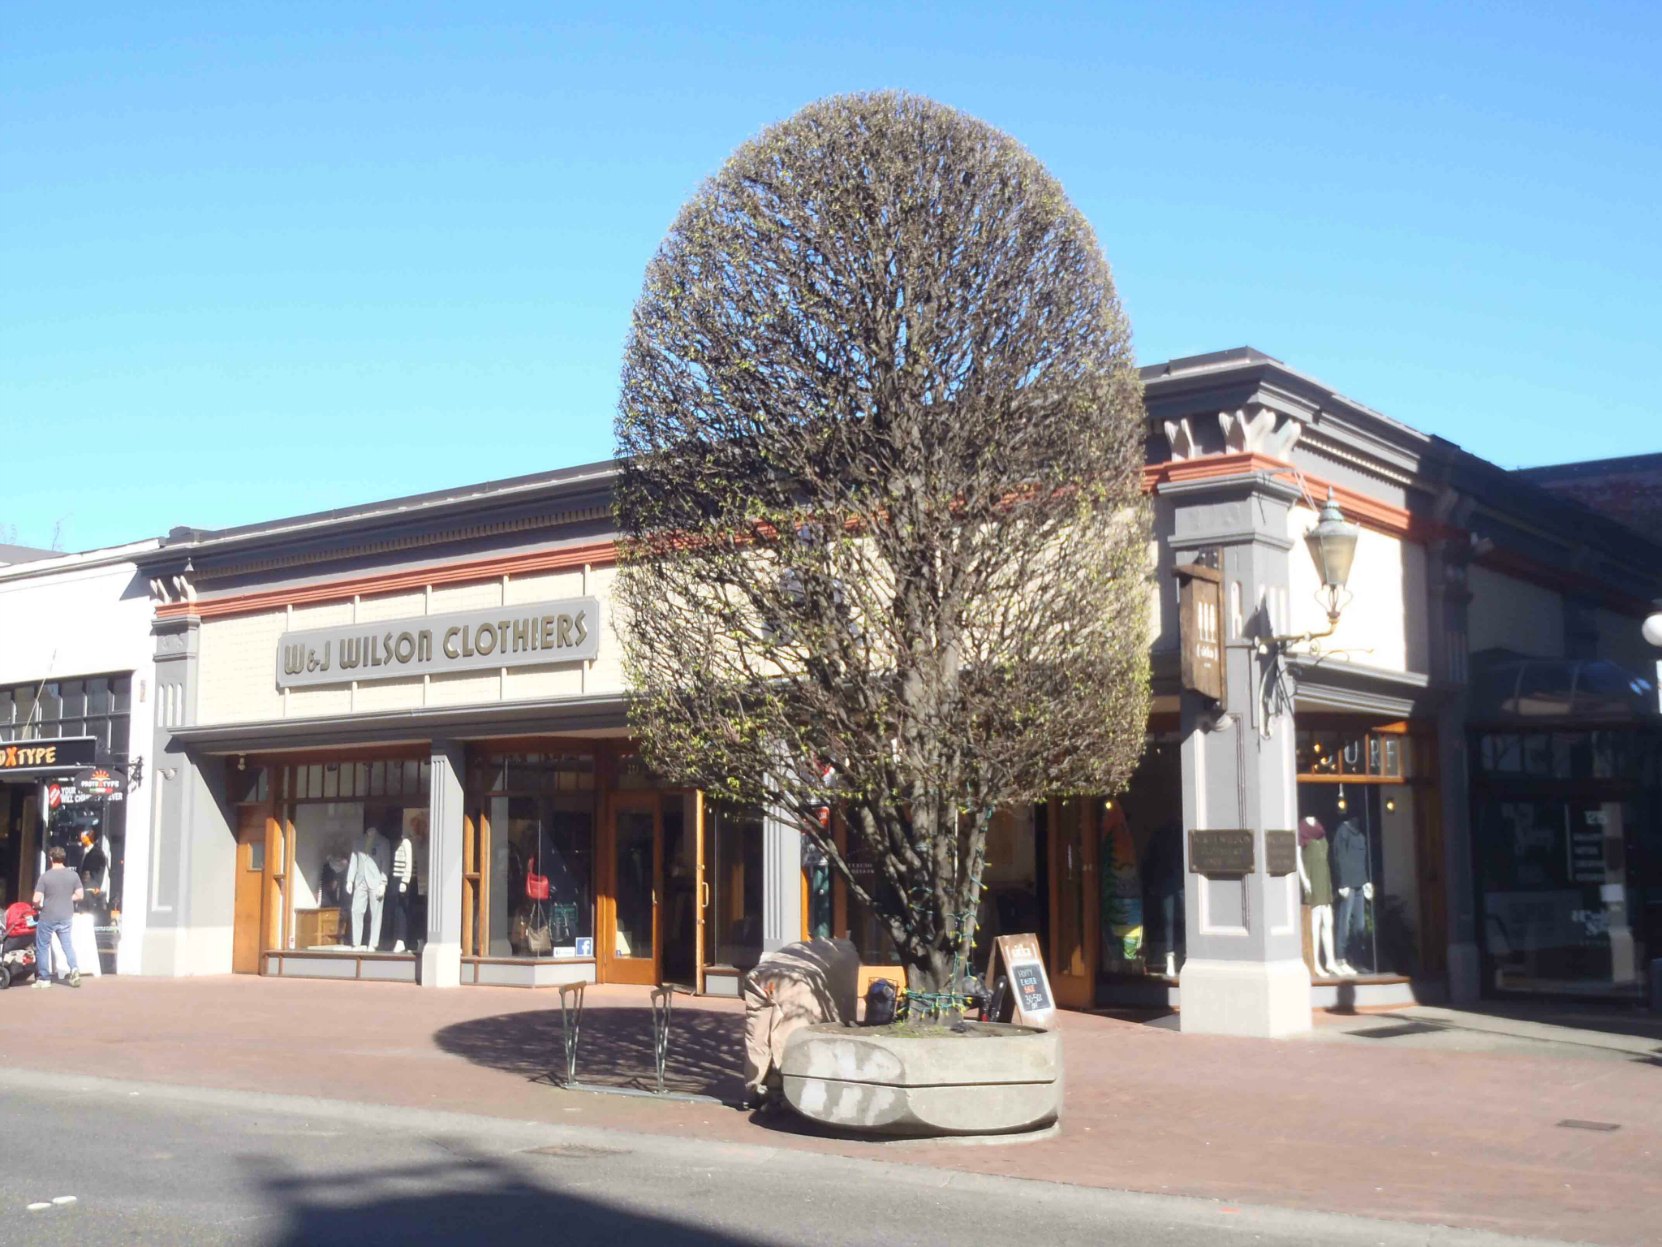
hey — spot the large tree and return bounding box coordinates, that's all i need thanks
[615,92,1149,993]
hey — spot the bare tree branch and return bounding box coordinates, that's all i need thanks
[615,92,1151,992]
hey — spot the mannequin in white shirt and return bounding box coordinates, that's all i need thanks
[345,828,389,950]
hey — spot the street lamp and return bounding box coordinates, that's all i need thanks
[1304,489,1361,625]
[1643,600,1662,649]
[1260,488,1361,652]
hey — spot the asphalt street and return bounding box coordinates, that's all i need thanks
[0,1070,1572,1247]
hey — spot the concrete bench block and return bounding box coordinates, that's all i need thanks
[779,1022,1061,1137]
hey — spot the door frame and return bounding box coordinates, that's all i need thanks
[601,791,662,985]
[1046,797,1099,1008]
[232,805,269,974]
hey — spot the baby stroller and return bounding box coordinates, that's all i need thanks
[1,902,39,989]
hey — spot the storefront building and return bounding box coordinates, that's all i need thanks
[129,349,1662,1035]
[0,540,160,975]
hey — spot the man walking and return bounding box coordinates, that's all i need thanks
[32,847,83,989]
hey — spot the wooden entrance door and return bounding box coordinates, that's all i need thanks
[604,795,661,985]
[232,807,268,974]
[1047,797,1098,1008]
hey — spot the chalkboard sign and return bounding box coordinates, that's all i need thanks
[990,934,1056,1028]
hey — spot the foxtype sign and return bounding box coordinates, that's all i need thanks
[0,736,97,775]
[276,598,600,690]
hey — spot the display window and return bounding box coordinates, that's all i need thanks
[465,751,596,961]
[704,802,763,968]
[276,759,431,957]
[0,673,134,972]
[1472,728,1660,1000]
[1294,726,1432,981]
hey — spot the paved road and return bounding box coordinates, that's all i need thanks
[0,1070,1564,1247]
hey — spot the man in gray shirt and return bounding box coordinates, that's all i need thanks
[32,846,83,988]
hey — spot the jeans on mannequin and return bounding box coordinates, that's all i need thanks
[1336,888,1368,969]
[351,883,383,949]
[390,887,419,951]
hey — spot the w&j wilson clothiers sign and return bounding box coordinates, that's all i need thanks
[276,599,600,690]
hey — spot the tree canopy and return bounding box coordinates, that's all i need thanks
[615,91,1150,991]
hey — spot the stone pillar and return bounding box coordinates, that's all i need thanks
[1166,470,1312,1037]
[421,740,465,988]
[1428,528,1480,1004]
[143,612,236,977]
[760,805,803,953]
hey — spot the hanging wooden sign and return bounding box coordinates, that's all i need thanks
[1173,561,1226,706]
[988,934,1056,1028]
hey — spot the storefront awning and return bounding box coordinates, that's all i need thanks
[1469,656,1660,726]
[167,693,632,754]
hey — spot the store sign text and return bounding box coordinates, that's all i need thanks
[276,598,601,690]
[0,736,98,774]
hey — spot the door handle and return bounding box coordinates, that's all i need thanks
[700,881,711,910]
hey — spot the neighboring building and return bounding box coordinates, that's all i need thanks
[0,540,162,975]
[103,348,1662,1037]
[1517,453,1662,539]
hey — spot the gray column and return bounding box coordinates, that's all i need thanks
[1428,531,1480,1003]
[144,613,236,977]
[760,805,803,953]
[421,740,465,988]
[1167,471,1312,1036]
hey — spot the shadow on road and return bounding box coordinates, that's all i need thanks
[246,1146,767,1247]
[432,1004,747,1102]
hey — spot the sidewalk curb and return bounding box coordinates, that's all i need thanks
[0,1066,1584,1247]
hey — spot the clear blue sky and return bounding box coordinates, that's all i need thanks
[4,3,1658,553]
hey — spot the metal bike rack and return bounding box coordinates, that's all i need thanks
[649,983,691,1095]
[556,980,585,1086]
[547,980,721,1105]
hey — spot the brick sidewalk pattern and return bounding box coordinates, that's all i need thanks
[3,977,1657,1245]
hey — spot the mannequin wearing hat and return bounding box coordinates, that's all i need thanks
[1297,817,1344,978]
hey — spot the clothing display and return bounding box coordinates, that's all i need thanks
[1298,817,1340,977]
[391,835,415,891]
[1330,820,1370,891]
[1336,886,1369,968]
[1140,820,1185,968]
[1300,834,1333,907]
[1099,807,1143,962]
[345,829,389,949]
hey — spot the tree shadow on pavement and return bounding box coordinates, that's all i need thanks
[432,1005,747,1102]
[246,1146,768,1247]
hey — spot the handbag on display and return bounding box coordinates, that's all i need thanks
[526,858,551,901]
[524,909,553,955]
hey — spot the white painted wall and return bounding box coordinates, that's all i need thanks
[0,543,160,973]
[1283,507,1429,675]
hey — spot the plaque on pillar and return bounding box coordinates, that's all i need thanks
[1174,560,1226,706]
[1187,828,1254,876]
[1264,830,1298,876]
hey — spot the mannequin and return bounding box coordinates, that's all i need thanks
[1141,820,1185,978]
[345,827,389,950]
[387,821,418,957]
[1330,817,1373,975]
[1297,816,1343,977]
[411,816,429,953]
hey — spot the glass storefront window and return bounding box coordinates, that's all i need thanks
[466,751,596,960]
[1295,782,1418,977]
[488,793,594,958]
[1476,796,1651,999]
[0,672,134,972]
[289,799,429,954]
[705,803,764,968]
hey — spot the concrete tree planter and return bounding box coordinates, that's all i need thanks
[779,1021,1061,1138]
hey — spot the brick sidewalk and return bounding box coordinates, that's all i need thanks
[3,976,1657,1245]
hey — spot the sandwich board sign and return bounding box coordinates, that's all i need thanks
[989,934,1056,1028]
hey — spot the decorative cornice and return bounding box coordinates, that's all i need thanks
[1142,454,1413,537]
[155,539,618,622]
